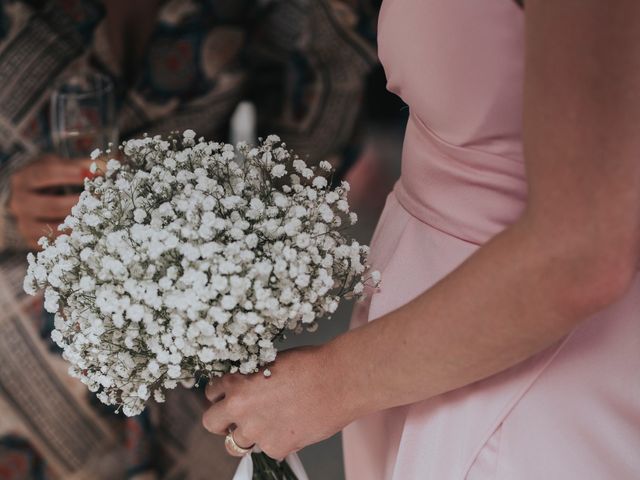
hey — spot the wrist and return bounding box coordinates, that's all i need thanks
[319,332,380,426]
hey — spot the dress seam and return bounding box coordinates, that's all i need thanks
[393,182,485,247]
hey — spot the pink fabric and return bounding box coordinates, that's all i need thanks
[343,1,640,479]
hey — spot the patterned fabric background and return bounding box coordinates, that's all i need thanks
[0,1,377,478]
[0,0,377,249]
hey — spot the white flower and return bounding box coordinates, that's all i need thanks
[83,213,102,227]
[21,132,376,417]
[319,160,332,171]
[292,159,306,173]
[43,289,60,313]
[134,208,147,223]
[167,364,182,378]
[296,233,311,249]
[271,164,286,178]
[183,129,196,140]
[283,219,302,236]
[137,384,149,400]
[325,192,339,204]
[126,304,145,322]
[79,276,96,292]
[220,295,237,310]
[312,176,328,189]
[51,330,63,345]
[318,204,334,222]
[148,360,160,375]
[198,348,215,363]
[106,159,121,172]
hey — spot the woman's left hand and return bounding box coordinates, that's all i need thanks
[202,345,356,460]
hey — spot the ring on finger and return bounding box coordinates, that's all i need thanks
[225,429,254,457]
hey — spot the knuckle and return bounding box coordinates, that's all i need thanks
[202,411,215,432]
[226,396,245,417]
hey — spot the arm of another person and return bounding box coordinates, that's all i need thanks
[0,0,104,251]
[202,0,640,459]
[7,156,95,251]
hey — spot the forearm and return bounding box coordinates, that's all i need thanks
[326,213,631,419]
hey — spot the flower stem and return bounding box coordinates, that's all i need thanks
[251,452,298,480]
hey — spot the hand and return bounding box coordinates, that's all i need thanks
[9,155,95,250]
[202,346,356,460]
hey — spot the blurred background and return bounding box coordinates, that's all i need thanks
[0,1,406,479]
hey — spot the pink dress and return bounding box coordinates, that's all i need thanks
[343,0,640,479]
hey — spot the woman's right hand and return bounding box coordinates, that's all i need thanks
[8,155,94,250]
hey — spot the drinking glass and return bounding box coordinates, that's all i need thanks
[50,70,118,160]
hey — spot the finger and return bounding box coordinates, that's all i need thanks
[19,160,96,190]
[40,155,108,175]
[10,191,79,221]
[17,220,61,250]
[40,154,103,168]
[20,219,59,237]
[202,398,234,436]
[205,378,225,402]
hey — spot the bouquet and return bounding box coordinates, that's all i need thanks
[24,131,378,479]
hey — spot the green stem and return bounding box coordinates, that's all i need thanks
[250,452,299,480]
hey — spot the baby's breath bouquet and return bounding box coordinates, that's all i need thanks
[24,130,378,479]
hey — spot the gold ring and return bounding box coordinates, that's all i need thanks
[225,430,254,457]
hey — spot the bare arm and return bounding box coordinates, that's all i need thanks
[202,0,640,460]
[329,0,640,417]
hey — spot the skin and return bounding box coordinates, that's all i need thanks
[9,1,157,251]
[203,0,640,461]
[9,156,95,250]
